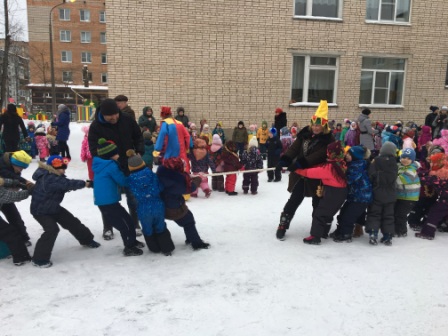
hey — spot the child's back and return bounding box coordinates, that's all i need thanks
[92,156,127,206]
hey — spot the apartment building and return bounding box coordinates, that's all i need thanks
[106,0,448,126]
[27,0,108,113]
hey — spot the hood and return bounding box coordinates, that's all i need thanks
[421,125,431,135]
[92,156,118,171]
[358,114,369,123]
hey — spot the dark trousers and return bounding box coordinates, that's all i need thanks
[58,140,71,159]
[144,228,175,254]
[99,203,137,248]
[408,196,437,226]
[242,172,259,192]
[235,142,245,157]
[0,216,30,263]
[211,175,224,191]
[267,155,281,181]
[365,200,395,235]
[310,186,347,238]
[1,203,29,242]
[259,143,267,159]
[4,139,19,152]
[103,187,140,232]
[283,178,320,218]
[336,202,369,235]
[394,200,415,234]
[174,210,202,245]
[33,207,94,261]
[420,200,448,237]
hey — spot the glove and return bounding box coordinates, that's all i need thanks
[153,150,160,158]
[192,176,202,188]
[86,180,94,188]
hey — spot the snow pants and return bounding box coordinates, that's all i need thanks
[191,175,210,196]
[225,174,237,192]
[283,178,320,220]
[1,203,29,242]
[394,200,415,235]
[336,202,369,236]
[99,203,137,249]
[174,210,203,245]
[242,172,259,193]
[212,175,224,191]
[420,200,448,238]
[103,187,140,232]
[0,216,30,264]
[365,200,395,235]
[408,196,437,227]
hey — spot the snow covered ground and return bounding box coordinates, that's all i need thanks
[1,122,448,336]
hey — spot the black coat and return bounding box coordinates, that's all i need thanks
[0,113,28,147]
[88,110,144,175]
[368,155,398,203]
[274,112,287,135]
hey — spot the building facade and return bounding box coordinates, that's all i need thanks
[106,0,448,127]
[27,0,108,114]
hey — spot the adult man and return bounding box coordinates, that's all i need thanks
[88,98,144,239]
[114,95,136,120]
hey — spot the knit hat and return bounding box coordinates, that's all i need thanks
[160,106,172,118]
[280,126,290,136]
[344,118,351,125]
[311,100,328,126]
[127,150,146,172]
[189,123,196,129]
[430,106,439,113]
[97,138,119,159]
[441,129,448,137]
[114,95,128,102]
[275,107,283,114]
[10,150,32,169]
[35,127,45,134]
[202,124,209,131]
[249,137,258,148]
[269,127,277,137]
[27,121,35,128]
[212,134,222,145]
[348,146,366,161]
[429,153,446,171]
[216,122,223,127]
[362,108,371,116]
[380,142,397,156]
[429,145,444,156]
[442,106,448,111]
[387,125,399,134]
[262,120,267,128]
[143,131,152,140]
[400,148,416,162]
[100,98,120,116]
[47,155,68,170]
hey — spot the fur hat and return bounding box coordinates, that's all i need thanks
[249,137,258,148]
[100,98,120,116]
[160,106,172,118]
[348,146,366,161]
[127,150,146,172]
[400,148,416,162]
[269,127,277,137]
[380,142,397,156]
[10,150,31,169]
[114,95,128,102]
[47,155,68,170]
[275,107,283,114]
[97,138,118,159]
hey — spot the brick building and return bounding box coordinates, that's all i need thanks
[27,0,108,114]
[106,0,448,127]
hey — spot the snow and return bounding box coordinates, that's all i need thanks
[1,122,448,336]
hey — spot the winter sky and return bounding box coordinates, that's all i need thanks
[0,0,29,41]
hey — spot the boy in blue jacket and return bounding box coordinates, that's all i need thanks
[92,139,144,257]
[31,155,100,268]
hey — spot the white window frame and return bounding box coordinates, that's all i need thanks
[59,8,70,21]
[81,31,91,43]
[62,71,73,82]
[365,0,412,25]
[293,0,343,20]
[61,51,72,63]
[290,54,339,106]
[99,11,106,23]
[101,73,108,84]
[63,93,73,99]
[100,32,106,44]
[81,52,92,63]
[359,57,406,108]
[80,9,90,22]
[60,30,71,42]
[101,53,107,64]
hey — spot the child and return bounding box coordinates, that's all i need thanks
[46,126,59,155]
[221,140,244,195]
[92,138,144,257]
[266,128,282,182]
[210,134,225,192]
[31,155,100,268]
[212,122,226,144]
[401,127,416,150]
[280,126,293,157]
[188,138,216,198]
[80,125,93,180]
[256,121,269,160]
[142,131,154,169]
[34,127,50,162]
[365,142,398,245]
[189,123,198,142]
[433,129,448,153]
[232,121,248,157]
[333,123,342,141]
[248,124,257,143]
[27,122,37,159]
[415,153,448,240]
[331,146,373,242]
[241,137,263,195]
[126,150,174,255]
[199,124,212,144]
[157,157,210,250]
[344,122,360,147]
[394,148,420,237]
[340,119,351,147]
[295,141,348,245]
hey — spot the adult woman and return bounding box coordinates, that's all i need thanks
[357,108,375,150]
[51,104,71,159]
[0,104,28,152]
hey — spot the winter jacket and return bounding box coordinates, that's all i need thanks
[30,162,86,216]
[92,157,128,206]
[346,159,373,203]
[418,126,432,150]
[369,154,398,203]
[357,114,375,150]
[121,105,136,120]
[142,139,154,167]
[34,134,50,159]
[421,174,448,200]
[210,146,224,172]
[257,127,269,144]
[80,136,92,162]
[212,128,226,144]
[402,137,416,150]
[296,163,347,188]
[432,114,447,139]
[232,127,248,144]
[138,110,157,133]
[432,130,448,153]
[0,113,28,146]
[199,131,212,145]
[221,146,243,172]
[0,178,29,208]
[175,114,189,128]
[340,126,349,147]
[266,136,283,158]
[0,153,27,184]
[241,147,263,170]
[188,151,216,174]
[274,112,287,135]
[425,112,438,128]
[344,128,359,147]
[280,135,293,157]
[51,109,71,141]
[88,110,144,175]
[396,163,420,201]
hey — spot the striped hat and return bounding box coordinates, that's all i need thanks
[97,138,118,159]
[10,150,32,169]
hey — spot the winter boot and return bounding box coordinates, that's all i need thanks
[144,234,161,253]
[415,232,434,240]
[204,189,212,198]
[333,234,353,243]
[212,177,218,191]
[133,240,145,249]
[123,246,143,256]
[380,233,393,246]
[226,191,238,196]
[353,224,364,238]
[135,228,143,237]
[368,230,378,245]
[192,241,210,250]
[32,259,53,268]
[82,240,101,248]
[276,212,291,241]
[102,230,114,241]
[303,236,321,245]
[156,228,175,255]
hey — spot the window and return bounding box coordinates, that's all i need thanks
[100,32,106,44]
[294,0,341,18]
[61,51,72,63]
[445,63,448,86]
[101,53,107,64]
[63,93,73,99]
[101,73,108,84]
[99,11,106,23]
[62,71,73,82]
[81,52,92,63]
[291,55,338,104]
[81,31,91,43]
[83,71,93,82]
[366,0,411,23]
[60,30,71,42]
[359,57,406,106]
[59,8,70,21]
[80,9,90,22]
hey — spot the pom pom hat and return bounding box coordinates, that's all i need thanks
[10,150,32,169]
[47,155,69,170]
[97,138,119,159]
[127,150,146,172]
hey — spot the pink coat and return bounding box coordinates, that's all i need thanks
[80,136,92,162]
[296,163,347,188]
[433,129,448,153]
[35,135,49,158]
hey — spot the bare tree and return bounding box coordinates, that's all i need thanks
[29,45,50,86]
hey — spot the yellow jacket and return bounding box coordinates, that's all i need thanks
[257,128,269,144]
